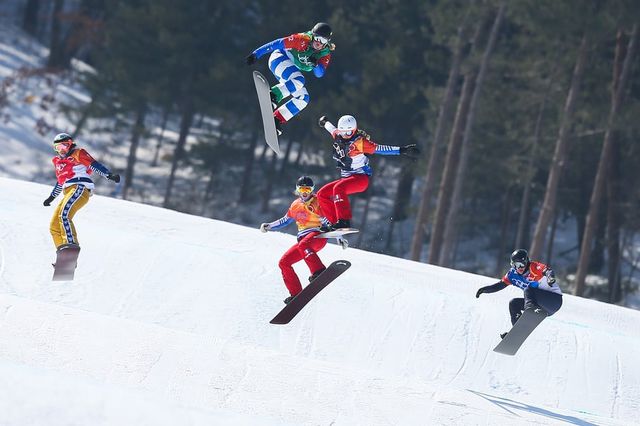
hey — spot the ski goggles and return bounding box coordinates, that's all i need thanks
[296,185,314,196]
[337,128,355,137]
[54,141,72,155]
[313,35,330,46]
[511,260,527,270]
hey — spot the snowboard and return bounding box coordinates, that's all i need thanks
[314,228,360,239]
[270,260,351,325]
[52,244,81,281]
[493,307,548,355]
[252,70,281,156]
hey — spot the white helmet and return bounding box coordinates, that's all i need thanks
[337,115,357,137]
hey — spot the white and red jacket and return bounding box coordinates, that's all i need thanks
[48,146,112,198]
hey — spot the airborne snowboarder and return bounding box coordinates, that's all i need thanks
[260,176,343,304]
[476,249,563,339]
[316,114,419,230]
[246,22,334,134]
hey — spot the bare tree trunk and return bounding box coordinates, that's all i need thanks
[515,75,554,249]
[279,137,295,176]
[545,208,559,263]
[529,34,590,259]
[607,29,626,303]
[409,10,472,261]
[122,104,147,200]
[385,165,415,254]
[293,142,305,167]
[238,128,259,203]
[428,73,475,265]
[494,186,513,276]
[72,88,103,138]
[575,25,637,296]
[607,136,622,303]
[47,0,66,69]
[440,3,505,267]
[23,0,41,36]
[152,107,170,167]
[163,99,194,208]
[260,152,278,213]
[356,174,377,248]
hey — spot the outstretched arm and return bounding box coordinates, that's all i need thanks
[260,215,294,232]
[77,149,119,182]
[252,38,286,60]
[318,116,337,136]
[476,281,508,298]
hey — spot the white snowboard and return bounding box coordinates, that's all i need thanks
[314,228,360,239]
[252,71,281,156]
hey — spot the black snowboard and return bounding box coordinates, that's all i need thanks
[52,244,80,281]
[270,260,351,325]
[493,307,547,355]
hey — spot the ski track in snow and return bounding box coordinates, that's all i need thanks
[1,178,640,426]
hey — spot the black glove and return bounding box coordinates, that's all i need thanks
[309,56,318,66]
[245,53,256,66]
[475,287,486,298]
[399,144,420,157]
[43,196,55,206]
[318,116,328,127]
[107,173,120,183]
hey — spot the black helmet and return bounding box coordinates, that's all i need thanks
[510,249,530,270]
[53,132,73,144]
[311,22,332,40]
[296,176,314,188]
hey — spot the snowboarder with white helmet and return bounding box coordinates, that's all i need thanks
[476,249,563,338]
[316,114,419,229]
[246,22,335,134]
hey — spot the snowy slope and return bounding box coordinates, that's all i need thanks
[1,176,639,425]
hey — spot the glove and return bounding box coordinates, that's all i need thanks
[107,173,120,183]
[245,53,257,66]
[399,144,420,157]
[43,196,55,206]
[309,56,318,66]
[337,237,349,250]
[318,116,328,128]
[260,223,270,233]
[545,269,556,285]
[475,287,486,298]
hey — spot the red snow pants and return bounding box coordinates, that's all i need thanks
[316,174,370,222]
[278,231,328,296]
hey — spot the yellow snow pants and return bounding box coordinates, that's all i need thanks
[49,185,91,248]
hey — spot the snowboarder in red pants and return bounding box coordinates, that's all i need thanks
[317,115,419,229]
[260,176,333,304]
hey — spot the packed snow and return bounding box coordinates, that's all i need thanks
[0,176,639,425]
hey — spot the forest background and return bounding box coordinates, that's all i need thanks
[4,0,640,307]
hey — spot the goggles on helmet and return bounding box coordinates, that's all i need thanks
[54,141,72,155]
[296,185,314,197]
[314,35,330,45]
[511,260,527,271]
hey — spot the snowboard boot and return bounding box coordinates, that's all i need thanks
[274,117,283,136]
[308,267,327,282]
[283,295,294,305]
[500,332,508,340]
[319,223,334,233]
[333,219,351,229]
[270,91,279,110]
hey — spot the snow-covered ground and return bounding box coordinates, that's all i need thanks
[1,176,639,425]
